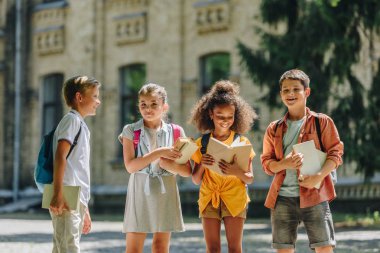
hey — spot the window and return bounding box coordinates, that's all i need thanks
[42,0,63,3]
[200,52,230,95]
[42,73,64,136]
[120,64,146,128]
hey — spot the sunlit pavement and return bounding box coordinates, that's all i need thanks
[0,219,379,252]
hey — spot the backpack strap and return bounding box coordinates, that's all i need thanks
[200,133,211,155]
[200,132,240,154]
[133,129,142,158]
[233,133,241,142]
[274,118,284,135]
[133,124,181,158]
[315,114,325,152]
[171,123,181,143]
[67,125,82,158]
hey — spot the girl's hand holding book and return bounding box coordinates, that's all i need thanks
[218,155,242,176]
[200,154,215,167]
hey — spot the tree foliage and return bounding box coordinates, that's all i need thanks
[238,0,380,179]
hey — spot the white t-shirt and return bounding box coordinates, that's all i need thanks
[53,110,91,206]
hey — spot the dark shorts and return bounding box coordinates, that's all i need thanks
[271,196,336,250]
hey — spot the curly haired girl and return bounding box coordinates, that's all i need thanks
[190,80,258,253]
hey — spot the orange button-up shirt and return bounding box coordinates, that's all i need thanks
[192,131,255,217]
[261,108,344,209]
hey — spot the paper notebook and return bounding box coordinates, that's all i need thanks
[293,140,327,189]
[173,137,198,164]
[42,184,81,211]
[206,137,253,175]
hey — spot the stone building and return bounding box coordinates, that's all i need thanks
[1,0,376,207]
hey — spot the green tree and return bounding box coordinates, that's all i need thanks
[238,0,380,179]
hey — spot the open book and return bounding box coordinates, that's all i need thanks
[206,137,253,175]
[293,140,326,189]
[173,137,198,164]
[42,184,81,211]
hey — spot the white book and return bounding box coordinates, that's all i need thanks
[173,137,198,164]
[293,140,327,189]
[206,137,253,175]
[42,184,81,211]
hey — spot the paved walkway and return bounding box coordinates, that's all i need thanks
[0,218,380,252]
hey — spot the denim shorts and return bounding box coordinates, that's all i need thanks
[271,196,336,250]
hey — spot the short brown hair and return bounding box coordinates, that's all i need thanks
[279,69,310,89]
[63,75,101,107]
[138,83,167,103]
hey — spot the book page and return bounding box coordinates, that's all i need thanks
[174,138,198,164]
[293,140,327,189]
[42,184,81,211]
[293,140,321,176]
[206,137,252,175]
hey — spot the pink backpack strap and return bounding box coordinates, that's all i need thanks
[133,129,141,152]
[171,123,181,142]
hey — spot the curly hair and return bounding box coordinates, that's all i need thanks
[189,80,258,134]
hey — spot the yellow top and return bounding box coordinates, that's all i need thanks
[191,131,255,217]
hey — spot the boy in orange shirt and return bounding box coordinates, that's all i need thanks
[261,69,343,253]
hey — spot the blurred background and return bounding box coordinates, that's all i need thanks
[0,0,379,219]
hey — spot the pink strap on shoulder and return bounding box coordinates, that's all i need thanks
[133,129,141,150]
[171,124,181,142]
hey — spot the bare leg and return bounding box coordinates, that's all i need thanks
[277,249,295,253]
[152,232,171,253]
[202,217,222,253]
[315,246,334,253]
[224,216,244,253]
[126,232,146,253]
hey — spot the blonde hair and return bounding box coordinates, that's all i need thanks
[63,75,101,107]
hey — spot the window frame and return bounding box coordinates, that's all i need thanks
[41,73,64,136]
[199,52,231,95]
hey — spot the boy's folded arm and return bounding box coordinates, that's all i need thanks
[320,116,344,167]
[319,159,337,177]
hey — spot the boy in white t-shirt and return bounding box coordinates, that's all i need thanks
[49,75,101,253]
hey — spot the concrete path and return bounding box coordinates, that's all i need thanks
[0,218,379,252]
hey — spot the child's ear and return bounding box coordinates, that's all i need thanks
[75,91,82,102]
[305,88,311,97]
[163,103,169,112]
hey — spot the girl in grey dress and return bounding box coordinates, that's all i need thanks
[119,83,192,253]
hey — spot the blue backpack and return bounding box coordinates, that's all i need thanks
[34,125,81,192]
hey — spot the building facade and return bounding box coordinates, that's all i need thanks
[0,0,373,198]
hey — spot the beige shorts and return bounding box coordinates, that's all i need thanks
[200,201,247,220]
